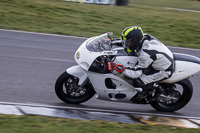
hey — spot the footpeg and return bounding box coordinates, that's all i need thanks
[135,87,143,92]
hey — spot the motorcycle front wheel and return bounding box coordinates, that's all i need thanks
[150,78,193,112]
[55,71,95,104]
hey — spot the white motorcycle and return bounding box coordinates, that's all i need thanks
[55,33,200,112]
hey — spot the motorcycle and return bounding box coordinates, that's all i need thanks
[55,32,200,112]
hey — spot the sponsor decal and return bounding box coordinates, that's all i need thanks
[75,51,80,60]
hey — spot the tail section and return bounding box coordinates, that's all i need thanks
[162,53,200,83]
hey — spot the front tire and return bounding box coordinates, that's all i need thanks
[55,71,95,104]
[150,78,193,112]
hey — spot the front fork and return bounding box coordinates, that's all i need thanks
[66,65,88,86]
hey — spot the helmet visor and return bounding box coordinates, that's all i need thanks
[123,40,132,48]
[122,37,137,49]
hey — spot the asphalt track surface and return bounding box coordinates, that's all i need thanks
[0,29,200,118]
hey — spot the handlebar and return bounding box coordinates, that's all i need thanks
[111,39,123,47]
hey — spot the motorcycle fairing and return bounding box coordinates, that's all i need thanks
[162,53,200,83]
[86,71,137,102]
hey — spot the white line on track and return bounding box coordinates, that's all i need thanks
[0,29,87,39]
[0,101,200,120]
[0,43,74,52]
[0,54,74,62]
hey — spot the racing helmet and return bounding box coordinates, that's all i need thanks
[121,26,144,53]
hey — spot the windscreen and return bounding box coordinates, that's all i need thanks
[86,33,112,52]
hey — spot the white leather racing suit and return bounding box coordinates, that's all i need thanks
[123,35,174,85]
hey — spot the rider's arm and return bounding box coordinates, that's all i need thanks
[123,69,142,79]
[123,51,154,79]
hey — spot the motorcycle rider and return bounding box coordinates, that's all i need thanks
[112,26,174,92]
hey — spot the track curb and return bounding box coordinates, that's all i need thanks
[0,102,199,128]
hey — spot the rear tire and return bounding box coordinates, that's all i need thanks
[150,78,193,112]
[55,71,95,104]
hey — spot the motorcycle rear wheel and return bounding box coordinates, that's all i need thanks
[55,71,95,104]
[150,78,193,112]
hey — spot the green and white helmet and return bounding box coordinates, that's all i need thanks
[122,26,144,53]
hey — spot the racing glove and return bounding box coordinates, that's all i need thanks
[107,62,125,72]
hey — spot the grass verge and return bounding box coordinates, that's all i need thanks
[0,114,199,133]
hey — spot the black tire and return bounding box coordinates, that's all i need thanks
[150,78,193,112]
[55,71,95,104]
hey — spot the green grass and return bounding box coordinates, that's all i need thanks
[0,114,199,133]
[131,0,200,10]
[0,0,200,49]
